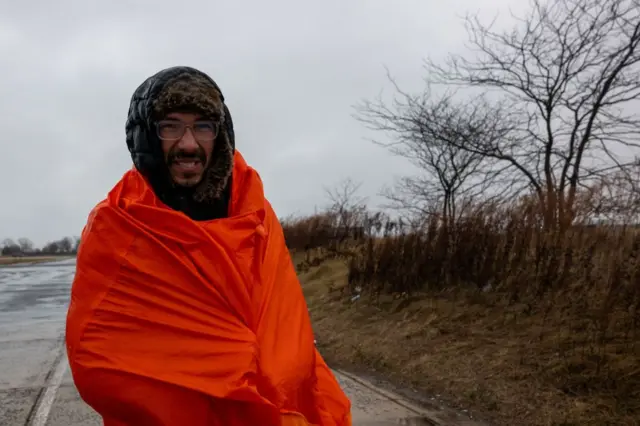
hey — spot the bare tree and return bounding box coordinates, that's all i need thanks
[424,0,640,229]
[17,238,34,253]
[354,78,518,228]
[41,240,60,254]
[323,178,368,241]
[59,237,74,253]
[1,238,16,249]
[323,177,367,212]
[576,162,640,223]
[1,238,21,256]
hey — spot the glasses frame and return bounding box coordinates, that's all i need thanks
[155,119,219,142]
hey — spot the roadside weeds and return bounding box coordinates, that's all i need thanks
[299,256,640,426]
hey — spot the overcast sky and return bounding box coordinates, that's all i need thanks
[0,0,524,247]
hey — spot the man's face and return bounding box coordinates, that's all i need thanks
[157,112,216,187]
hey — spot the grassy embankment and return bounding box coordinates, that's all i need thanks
[284,207,640,426]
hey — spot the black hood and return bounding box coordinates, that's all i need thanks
[125,66,236,220]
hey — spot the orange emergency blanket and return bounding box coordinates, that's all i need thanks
[65,151,352,426]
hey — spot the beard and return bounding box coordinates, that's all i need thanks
[166,145,208,187]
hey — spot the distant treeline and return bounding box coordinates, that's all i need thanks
[0,237,80,256]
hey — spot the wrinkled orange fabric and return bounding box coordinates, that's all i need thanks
[65,151,352,426]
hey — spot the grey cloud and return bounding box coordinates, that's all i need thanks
[0,0,520,247]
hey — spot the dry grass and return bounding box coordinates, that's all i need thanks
[0,255,72,266]
[284,206,640,426]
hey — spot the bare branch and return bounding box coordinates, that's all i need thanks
[354,79,510,226]
[421,0,640,229]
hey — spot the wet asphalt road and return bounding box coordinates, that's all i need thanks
[0,259,444,426]
[0,259,99,426]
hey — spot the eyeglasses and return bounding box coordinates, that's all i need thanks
[156,120,218,142]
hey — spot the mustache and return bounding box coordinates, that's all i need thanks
[168,148,207,164]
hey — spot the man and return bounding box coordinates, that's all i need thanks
[65,66,352,426]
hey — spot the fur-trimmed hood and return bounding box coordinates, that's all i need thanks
[125,66,235,220]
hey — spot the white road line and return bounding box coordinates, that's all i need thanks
[30,351,68,426]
